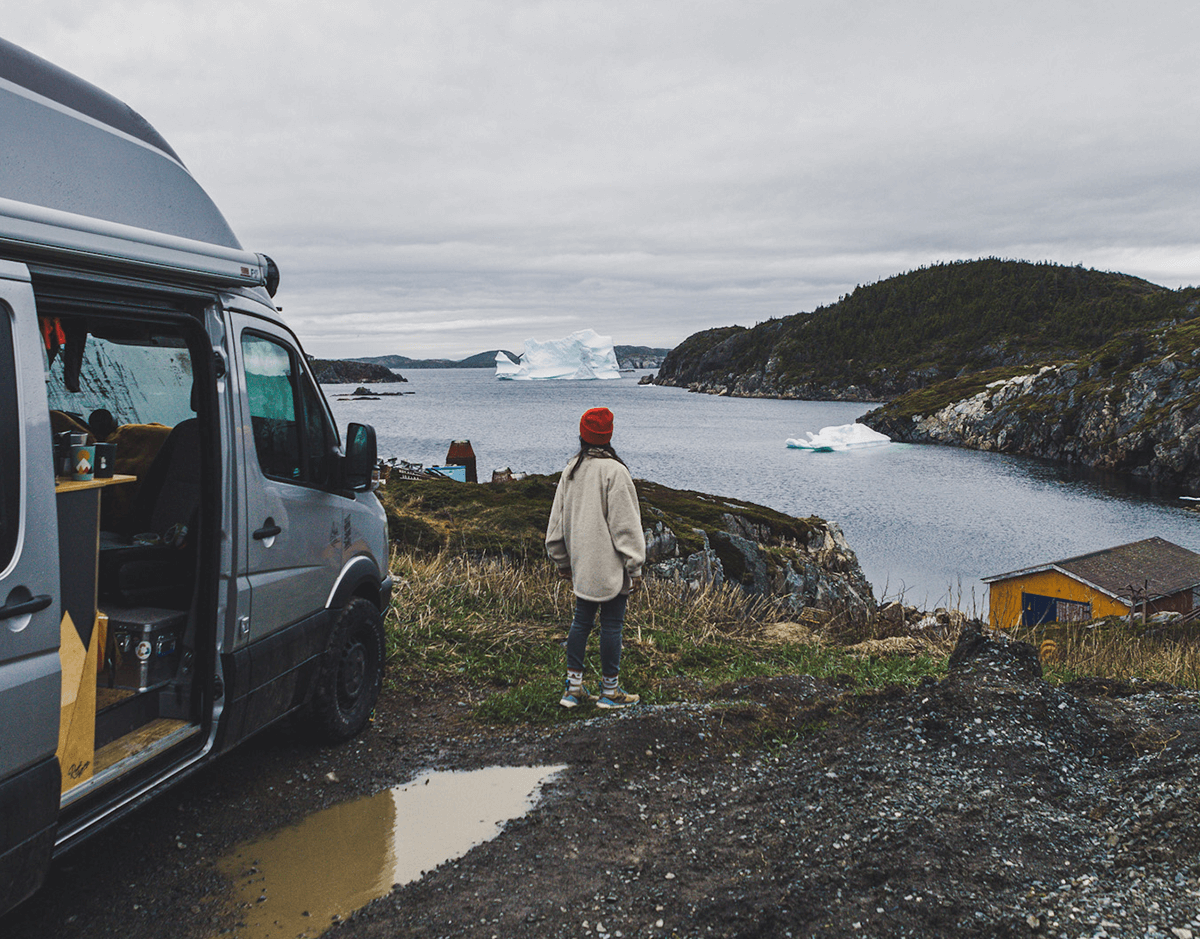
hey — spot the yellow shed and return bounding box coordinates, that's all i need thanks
[984,536,1200,630]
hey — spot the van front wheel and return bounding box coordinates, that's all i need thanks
[310,598,385,743]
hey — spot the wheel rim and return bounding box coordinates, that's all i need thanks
[338,636,369,709]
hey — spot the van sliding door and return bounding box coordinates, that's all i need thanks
[0,260,62,911]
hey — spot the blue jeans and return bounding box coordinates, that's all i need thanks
[566,594,628,678]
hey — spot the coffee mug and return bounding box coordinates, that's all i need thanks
[94,442,115,478]
[54,432,74,476]
[72,445,95,481]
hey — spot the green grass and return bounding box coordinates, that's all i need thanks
[384,551,950,725]
[876,366,1041,422]
[377,473,822,562]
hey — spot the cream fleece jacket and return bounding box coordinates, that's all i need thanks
[545,451,646,602]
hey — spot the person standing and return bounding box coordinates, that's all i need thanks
[546,407,646,709]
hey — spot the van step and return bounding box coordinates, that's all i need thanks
[61,719,199,808]
[94,718,191,774]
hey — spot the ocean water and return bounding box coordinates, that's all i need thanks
[325,369,1199,612]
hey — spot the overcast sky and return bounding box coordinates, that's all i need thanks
[8,2,1200,359]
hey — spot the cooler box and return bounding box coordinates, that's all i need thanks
[109,607,185,692]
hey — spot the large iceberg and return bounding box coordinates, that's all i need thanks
[495,328,621,380]
[786,423,891,451]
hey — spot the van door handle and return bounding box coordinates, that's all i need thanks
[0,593,52,620]
[253,521,282,540]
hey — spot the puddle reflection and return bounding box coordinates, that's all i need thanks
[218,764,566,939]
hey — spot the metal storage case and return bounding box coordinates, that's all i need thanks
[108,608,185,692]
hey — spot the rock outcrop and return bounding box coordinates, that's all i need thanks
[642,506,877,623]
[863,340,1200,491]
[378,473,878,625]
[310,358,406,384]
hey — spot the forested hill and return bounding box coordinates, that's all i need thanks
[655,259,1200,401]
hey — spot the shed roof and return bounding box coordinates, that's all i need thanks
[982,537,1200,602]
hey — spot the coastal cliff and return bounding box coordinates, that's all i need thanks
[862,319,1200,491]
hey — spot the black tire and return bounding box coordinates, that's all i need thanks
[309,598,385,743]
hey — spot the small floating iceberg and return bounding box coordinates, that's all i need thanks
[786,423,892,451]
[495,328,621,380]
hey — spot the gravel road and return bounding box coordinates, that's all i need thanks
[4,626,1200,939]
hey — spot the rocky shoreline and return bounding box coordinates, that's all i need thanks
[861,344,1200,493]
[310,359,407,384]
[640,503,877,624]
[651,336,1200,494]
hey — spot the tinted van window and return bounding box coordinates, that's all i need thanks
[241,332,336,487]
[242,334,301,480]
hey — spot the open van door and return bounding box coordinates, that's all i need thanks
[0,260,62,910]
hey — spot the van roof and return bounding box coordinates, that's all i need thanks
[0,37,182,164]
[0,37,266,288]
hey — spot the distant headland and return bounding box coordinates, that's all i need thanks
[347,345,673,371]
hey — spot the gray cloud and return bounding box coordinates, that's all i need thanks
[8,1,1200,357]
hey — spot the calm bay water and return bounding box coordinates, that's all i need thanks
[326,369,1199,612]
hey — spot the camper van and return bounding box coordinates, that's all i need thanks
[0,39,392,913]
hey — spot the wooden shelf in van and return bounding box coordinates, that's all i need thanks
[95,687,136,710]
[54,474,136,494]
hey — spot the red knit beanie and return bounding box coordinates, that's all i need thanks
[579,407,614,445]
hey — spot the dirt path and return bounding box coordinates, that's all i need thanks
[5,629,1200,939]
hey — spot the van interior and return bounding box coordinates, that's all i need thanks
[40,291,214,810]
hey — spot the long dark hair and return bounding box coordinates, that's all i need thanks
[567,436,628,480]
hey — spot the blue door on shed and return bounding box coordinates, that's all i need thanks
[1021,592,1057,627]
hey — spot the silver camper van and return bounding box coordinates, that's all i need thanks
[0,39,392,912]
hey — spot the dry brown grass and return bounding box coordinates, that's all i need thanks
[390,549,799,637]
[1010,620,1200,690]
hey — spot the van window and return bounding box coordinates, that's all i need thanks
[242,333,333,486]
[0,304,18,570]
[44,330,195,428]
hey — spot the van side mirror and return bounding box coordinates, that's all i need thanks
[343,423,377,492]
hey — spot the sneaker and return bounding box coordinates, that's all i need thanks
[597,687,640,709]
[559,681,598,709]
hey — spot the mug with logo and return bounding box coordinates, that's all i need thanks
[72,443,95,481]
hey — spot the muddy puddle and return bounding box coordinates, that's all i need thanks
[218,764,566,939]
